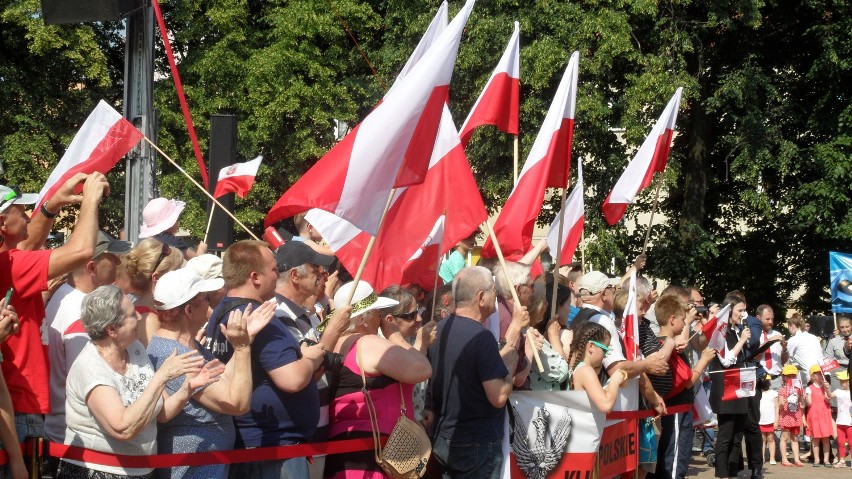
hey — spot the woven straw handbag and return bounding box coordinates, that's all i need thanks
[357,340,431,478]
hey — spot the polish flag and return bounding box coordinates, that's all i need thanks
[35,100,143,214]
[692,385,713,425]
[602,88,683,225]
[458,21,520,145]
[386,1,448,96]
[400,215,445,289]
[620,269,640,361]
[702,303,731,353]
[722,367,757,401]
[212,156,262,199]
[265,0,475,235]
[480,51,578,260]
[307,104,486,291]
[546,157,584,266]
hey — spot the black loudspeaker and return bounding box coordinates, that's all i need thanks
[207,115,237,251]
[41,0,138,25]
[807,315,835,340]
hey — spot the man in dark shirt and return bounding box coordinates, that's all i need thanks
[427,266,529,479]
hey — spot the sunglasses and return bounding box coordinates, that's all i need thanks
[589,340,610,354]
[153,243,172,272]
[395,310,419,322]
[0,185,21,212]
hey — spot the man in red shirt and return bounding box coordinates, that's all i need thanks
[0,173,109,453]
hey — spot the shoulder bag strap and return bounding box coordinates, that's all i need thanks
[356,337,384,463]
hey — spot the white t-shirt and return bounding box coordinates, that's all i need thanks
[758,329,784,376]
[44,284,89,443]
[64,341,161,476]
[759,389,778,425]
[836,389,852,426]
[787,331,824,372]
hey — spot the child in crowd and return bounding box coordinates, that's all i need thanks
[805,364,833,467]
[568,321,627,414]
[832,370,852,468]
[777,364,806,467]
[758,376,778,465]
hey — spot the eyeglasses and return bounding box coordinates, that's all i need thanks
[153,243,172,273]
[395,310,419,322]
[589,340,610,354]
[0,185,21,212]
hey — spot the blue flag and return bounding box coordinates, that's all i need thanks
[829,251,852,313]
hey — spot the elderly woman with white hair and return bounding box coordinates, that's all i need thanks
[60,285,218,479]
[324,281,433,479]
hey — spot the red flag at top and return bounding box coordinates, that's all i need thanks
[213,156,262,199]
[602,88,683,225]
[35,100,143,214]
[265,0,475,235]
[459,22,520,145]
[480,51,579,261]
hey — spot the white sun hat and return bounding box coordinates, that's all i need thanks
[154,268,224,310]
[333,281,398,318]
[139,197,186,238]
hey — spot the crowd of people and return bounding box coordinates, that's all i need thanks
[0,175,849,479]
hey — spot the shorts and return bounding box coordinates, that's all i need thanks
[760,424,775,433]
[782,426,800,436]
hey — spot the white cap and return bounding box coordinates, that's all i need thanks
[333,281,398,318]
[186,254,223,280]
[154,268,224,310]
[578,271,620,295]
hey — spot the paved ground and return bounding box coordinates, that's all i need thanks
[687,452,851,479]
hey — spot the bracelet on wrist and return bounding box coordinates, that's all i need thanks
[40,201,59,219]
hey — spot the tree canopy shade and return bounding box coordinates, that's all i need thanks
[0,0,849,314]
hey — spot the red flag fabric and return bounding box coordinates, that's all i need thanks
[480,51,579,260]
[35,100,142,214]
[701,303,731,353]
[459,22,520,145]
[212,156,262,199]
[400,215,445,289]
[620,269,640,361]
[546,157,584,266]
[307,105,487,291]
[602,87,683,225]
[722,368,757,401]
[265,0,475,235]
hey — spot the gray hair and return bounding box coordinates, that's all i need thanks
[622,275,652,301]
[278,263,311,287]
[453,266,494,308]
[378,285,416,317]
[492,262,531,299]
[81,285,126,340]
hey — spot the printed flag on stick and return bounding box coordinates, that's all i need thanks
[400,215,445,288]
[459,21,520,145]
[702,303,731,354]
[601,88,683,225]
[722,368,757,401]
[35,100,143,214]
[265,0,475,235]
[213,156,262,199]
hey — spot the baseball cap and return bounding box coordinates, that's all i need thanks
[0,185,39,214]
[782,364,798,376]
[837,370,849,381]
[186,254,223,280]
[809,364,822,375]
[275,240,334,272]
[153,268,224,310]
[578,271,620,295]
[94,231,132,259]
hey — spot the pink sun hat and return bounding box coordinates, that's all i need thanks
[139,197,186,238]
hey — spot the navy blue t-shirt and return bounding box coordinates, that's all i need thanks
[428,314,508,443]
[206,296,320,447]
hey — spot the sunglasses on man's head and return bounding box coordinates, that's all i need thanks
[153,244,172,272]
[395,310,419,321]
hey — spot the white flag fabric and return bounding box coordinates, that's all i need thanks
[546,157,584,266]
[213,156,262,198]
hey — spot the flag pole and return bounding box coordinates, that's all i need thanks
[641,176,664,255]
[549,185,569,323]
[344,188,397,306]
[203,203,216,244]
[513,135,519,185]
[483,219,544,373]
[143,137,260,241]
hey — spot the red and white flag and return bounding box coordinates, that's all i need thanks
[722,367,757,401]
[387,1,448,95]
[36,100,143,213]
[307,104,487,291]
[620,269,640,361]
[458,22,520,145]
[480,51,578,260]
[692,384,714,425]
[702,303,732,353]
[400,215,445,289]
[212,156,262,199]
[546,157,584,266]
[602,87,683,225]
[265,0,475,235]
